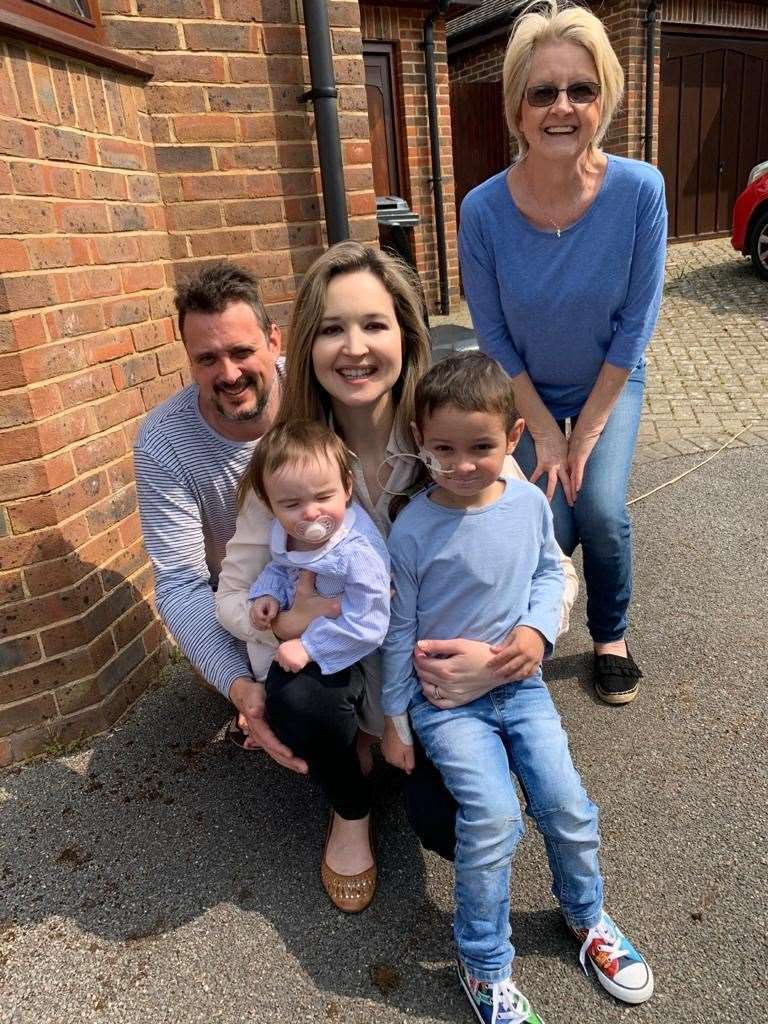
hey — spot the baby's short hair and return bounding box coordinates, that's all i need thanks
[414,351,519,432]
[239,419,353,510]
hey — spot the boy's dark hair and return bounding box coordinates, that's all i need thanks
[174,261,271,340]
[238,419,354,510]
[414,351,519,432]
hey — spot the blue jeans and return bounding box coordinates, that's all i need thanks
[514,371,645,643]
[410,676,602,983]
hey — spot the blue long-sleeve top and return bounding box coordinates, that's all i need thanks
[248,503,391,675]
[381,478,564,716]
[459,154,667,420]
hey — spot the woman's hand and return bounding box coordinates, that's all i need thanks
[529,427,574,506]
[272,570,341,641]
[567,424,602,496]
[414,638,496,708]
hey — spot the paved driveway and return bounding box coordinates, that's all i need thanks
[640,239,768,462]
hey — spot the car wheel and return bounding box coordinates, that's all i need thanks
[748,207,768,280]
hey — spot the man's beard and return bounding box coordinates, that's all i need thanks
[213,374,271,423]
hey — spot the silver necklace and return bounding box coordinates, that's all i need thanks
[524,171,586,238]
[527,180,564,237]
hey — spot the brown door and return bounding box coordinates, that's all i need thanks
[364,46,403,198]
[450,80,509,229]
[660,30,768,240]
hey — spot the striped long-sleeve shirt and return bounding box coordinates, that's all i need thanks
[133,378,283,697]
[248,504,390,676]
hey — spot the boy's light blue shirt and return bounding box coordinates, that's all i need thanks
[381,478,564,716]
[249,502,391,676]
[459,155,667,420]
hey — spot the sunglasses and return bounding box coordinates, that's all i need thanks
[525,81,601,107]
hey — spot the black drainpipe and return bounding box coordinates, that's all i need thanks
[423,1,450,315]
[643,0,658,163]
[299,0,349,243]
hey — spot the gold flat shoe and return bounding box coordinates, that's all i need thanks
[320,811,377,914]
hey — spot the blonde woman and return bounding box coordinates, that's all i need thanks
[215,242,578,912]
[459,0,667,706]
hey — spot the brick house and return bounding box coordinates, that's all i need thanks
[0,0,474,764]
[448,0,768,240]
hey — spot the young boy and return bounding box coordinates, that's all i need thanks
[238,419,390,679]
[381,353,653,1024]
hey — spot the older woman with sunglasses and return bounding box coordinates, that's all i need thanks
[458,0,667,704]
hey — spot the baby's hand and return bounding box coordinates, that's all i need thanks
[381,718,415,774]
[276,638,310,674]
[249,596,280,629]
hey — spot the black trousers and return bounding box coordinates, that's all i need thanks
[402,732,458,861]
[265,660,371,820]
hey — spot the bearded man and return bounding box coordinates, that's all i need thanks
[134,262,335,771]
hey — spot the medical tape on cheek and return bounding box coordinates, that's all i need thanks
[375,450,455,497]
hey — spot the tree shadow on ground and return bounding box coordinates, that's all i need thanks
[0,669,591,1017]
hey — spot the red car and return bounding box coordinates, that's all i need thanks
[732,160,768,280]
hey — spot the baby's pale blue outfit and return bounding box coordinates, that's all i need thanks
[381,479,602,983]
[249,502,390,675]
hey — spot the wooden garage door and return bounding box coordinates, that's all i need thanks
[660,30,768,240]
[450,80,509,229]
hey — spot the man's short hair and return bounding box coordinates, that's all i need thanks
[239,419,354,510]
[414,351,519,432]
[174,261,271,340]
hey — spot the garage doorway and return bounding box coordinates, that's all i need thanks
[659,29,768,240]
[449,79,509,231]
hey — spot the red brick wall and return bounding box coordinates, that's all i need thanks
[598,0,649,160]
[362,5,460,311]
[102,0,379,327]
[449,35,507,85]
[0,38,176,764]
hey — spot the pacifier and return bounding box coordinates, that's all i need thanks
[290,516,336,543]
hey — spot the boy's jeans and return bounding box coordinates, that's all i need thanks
[410,676,603,983]
[514,370,645,643]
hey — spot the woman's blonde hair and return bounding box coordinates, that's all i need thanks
[276,241,432,443]
[503,0,624,159]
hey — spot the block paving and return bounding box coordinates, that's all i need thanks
[639,238,768,463]
[432,237,768,463]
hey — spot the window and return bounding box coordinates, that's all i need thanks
[0,0,151,77]
[0,0,103,47]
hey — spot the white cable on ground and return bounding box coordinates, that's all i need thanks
[628,422,757,506]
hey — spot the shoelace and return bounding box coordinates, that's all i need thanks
[578,918,626,975]
[491,978,532,1024]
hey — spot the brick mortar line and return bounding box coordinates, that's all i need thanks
[0,423,131,463]
[3,157,157,176]
[6,476,138,531]
[0,124,155,149]
[1,361,167,393]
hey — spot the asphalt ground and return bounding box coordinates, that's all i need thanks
[1,444,767,1024]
